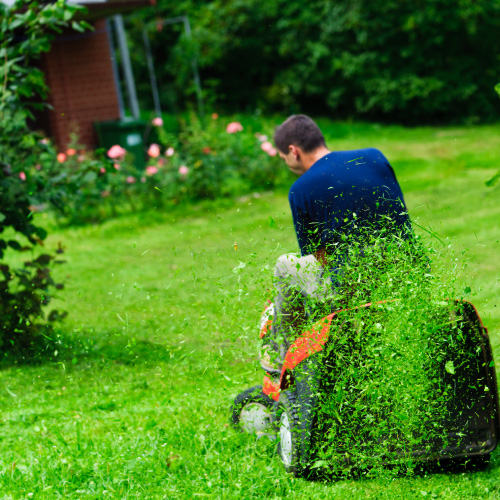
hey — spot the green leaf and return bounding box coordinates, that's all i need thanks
[445,360,455,375]
[268,216,277,228]
[489,360,495,367]
[232,261,247,273]
[71,21,85,33]
[311,460,328,469]
[485,170,500,187]
[81,171,97,184]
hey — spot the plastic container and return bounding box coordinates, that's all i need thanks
[95,118,147,169]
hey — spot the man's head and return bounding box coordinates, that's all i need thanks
[274,115,328,175]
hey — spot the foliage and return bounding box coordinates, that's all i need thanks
[128,0,500,124]
[32,115,288,225]
[0,0,89,349]
[171,114,285,199]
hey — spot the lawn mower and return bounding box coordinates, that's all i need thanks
[231,299,500,478]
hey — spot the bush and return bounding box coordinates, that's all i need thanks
[30,114,290,225]
[0,0,89,351]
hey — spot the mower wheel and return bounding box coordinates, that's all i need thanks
[231,385,275,435]
[277,390,303,476]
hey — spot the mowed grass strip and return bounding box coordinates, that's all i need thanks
[0,121,499,499]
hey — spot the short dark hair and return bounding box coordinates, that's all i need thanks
[274,115,326,154]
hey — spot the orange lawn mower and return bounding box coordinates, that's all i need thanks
[230,300,500,478]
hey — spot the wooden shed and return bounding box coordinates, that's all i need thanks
[36,0,151,150]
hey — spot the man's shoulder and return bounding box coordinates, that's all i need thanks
[288,147,392,202]
[336,147,388,163]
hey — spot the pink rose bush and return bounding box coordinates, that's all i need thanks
[23,114,283,225]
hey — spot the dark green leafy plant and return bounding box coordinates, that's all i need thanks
[0,0,89,351]
[129,0,500,123]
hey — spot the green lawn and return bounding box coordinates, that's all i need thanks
[1,121,500,499]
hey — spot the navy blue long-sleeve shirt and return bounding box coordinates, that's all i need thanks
[289,148,411,263]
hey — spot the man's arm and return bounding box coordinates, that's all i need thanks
[289,190,319,257]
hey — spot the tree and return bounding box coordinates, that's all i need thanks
[128,0,500,123]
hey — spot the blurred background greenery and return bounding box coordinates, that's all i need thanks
[127,0,500,124]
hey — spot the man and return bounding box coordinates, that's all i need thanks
[260,115,411,370]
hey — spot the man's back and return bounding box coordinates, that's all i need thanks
[288,148,411,259]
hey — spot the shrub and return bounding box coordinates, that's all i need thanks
[0,0,89,351]
[31,114,290,225]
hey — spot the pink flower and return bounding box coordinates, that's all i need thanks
[19,172,26,181]
[114,163,121,170]
[256,133,268,142]
[141,176,146,183]
[261,141,273,153]
[101,190,110,197]
[107,145,126,160]
[57,153,66,163]
[126,176,136,184]
[146,166,158,176]
[148,143,160,158]
[158,158,165,167]
[77,155,85,162]
[179,165,189,175]
[100,167,106,174]
[35,164,42,170]
[165,147,175,157]
[40,138,49,145]
[226,122,243,133]
[261,141,277,156]
[152,117,163,127]
[66,148,77,156]
[211,113,219,120]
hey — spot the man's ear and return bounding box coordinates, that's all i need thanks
[289,144,300,159]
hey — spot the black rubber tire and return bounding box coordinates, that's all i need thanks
[294,356,320,469]
[231,385,275,433]
[277,390,303,476]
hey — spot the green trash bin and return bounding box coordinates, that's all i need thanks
[95,118,147,169]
